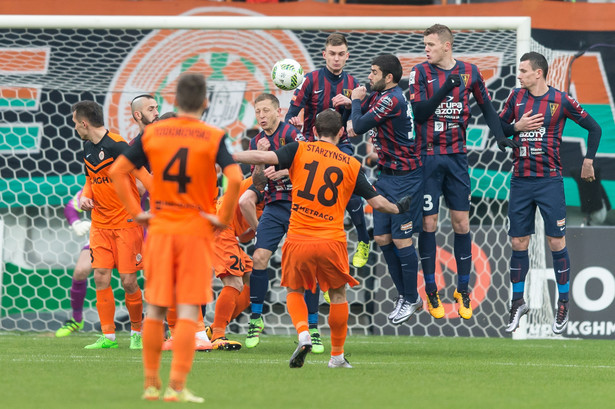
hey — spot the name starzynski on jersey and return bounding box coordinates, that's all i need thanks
[306,143,351,164]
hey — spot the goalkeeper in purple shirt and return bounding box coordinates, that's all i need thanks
[409,24,516,321]
[499,52,601,335]
[55,189,92,337]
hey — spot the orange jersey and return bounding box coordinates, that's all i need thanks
[282,140,362,242]
[83,131,140,229]
[128,116,226,238]
[217,177,264,240]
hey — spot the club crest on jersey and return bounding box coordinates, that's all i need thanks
[136,253,142,263]
[460,74,470,87]
[98,150,104,160]
[549,103,559,116]
[343,89,352,98]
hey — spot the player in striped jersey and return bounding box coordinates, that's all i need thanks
[286,32,371,351]
[348,54,425,326]
[247,93,303,348]
[409,24,516,320]
[499,52,601,334]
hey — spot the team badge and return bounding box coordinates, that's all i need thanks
[343,89,352,98]
[549,103,559,116]
[98,150,104,160]
[461,74,470,87]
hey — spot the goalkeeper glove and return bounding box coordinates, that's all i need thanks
[71,220,91,236]
[496,137,521,152]
[396,195,412,214]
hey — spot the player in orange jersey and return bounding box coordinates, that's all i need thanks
[72,100,150,350]
[233,109,411,369]
[110,72,242,402]
[209,175,266,351]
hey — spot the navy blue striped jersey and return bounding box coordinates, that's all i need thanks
[500,86,588,178]
[249,121,303,204]
[285,67,359,145]
[410,60,491,155]
[350,85,421,172]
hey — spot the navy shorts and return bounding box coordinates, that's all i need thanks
[254,200,291,252]
[373,167,424,239]
[508,176,567,238]
[422,154,471,215]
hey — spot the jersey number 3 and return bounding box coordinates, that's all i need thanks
[296,160,343,207]
[163,147,192,193]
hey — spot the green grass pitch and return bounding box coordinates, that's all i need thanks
[2,331,614,409]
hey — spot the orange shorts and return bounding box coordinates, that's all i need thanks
[281,235,359,292]
[143,233,214,307]
[214,230,253,278]
[90,225,144,274]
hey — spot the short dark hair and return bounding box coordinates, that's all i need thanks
[315,109,343,138]
[71,101,104,127]
[158,111,177,120]
[424,24,454,47]
[175,73,207,112]
[372,54,403,84]
[254,93,280,109]
[325,32,348,49]
[521,52,549,79]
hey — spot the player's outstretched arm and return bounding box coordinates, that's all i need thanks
[412,74,460,123]
[233,150,279,166]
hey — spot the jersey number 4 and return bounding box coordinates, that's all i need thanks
[296,160,343,207]
[163,148,192,193]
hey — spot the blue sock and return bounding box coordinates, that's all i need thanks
[510,250,529,301]
[380,243,404,294]
[304,286,320,329]
[552,247,570,302]
[250,268,269,319]
[418,231,437,293]
[454,232,472,292]
[347,195,370,243]
[398,244,419,302]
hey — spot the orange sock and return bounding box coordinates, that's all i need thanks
[142,317,164,389]
[166,306,177,335]
[125,288,143,332]
[286,292,309,334]
[169,318,197,391]
[328,301,348,356]
[212,286,239,340]
[96,287,116,335]
[231,284,250,320]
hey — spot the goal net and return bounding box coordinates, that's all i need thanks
[0,11,560,338]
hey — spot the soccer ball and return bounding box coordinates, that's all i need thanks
[271,59,304,91]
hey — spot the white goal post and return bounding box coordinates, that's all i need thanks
[1,14,557,339]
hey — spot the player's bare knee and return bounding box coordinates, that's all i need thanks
[422,214,438,232]
[374,235,391,247]
[93,268,111,288]
[547,236,566,252]
[73,266,91,281]
[120,273,140,294]
[328,286,346,304]
[252,249,272,269]
[511,236,530,251]
[222,275,243,292]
